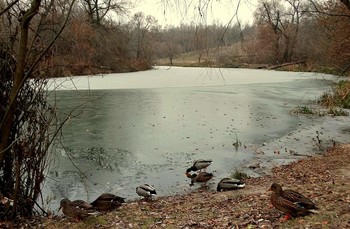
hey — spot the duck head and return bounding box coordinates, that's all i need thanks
[185,172,196,178]
[268,183,283,195]
[59,198,71,211]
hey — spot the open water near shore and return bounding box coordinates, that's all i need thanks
[43,66,350,213]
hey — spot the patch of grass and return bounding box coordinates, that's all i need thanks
[291,106,322,116]
[319,80,350,109]
[231,169,249,180]
[82,215,108,227]
[139,217,156,228]
[298,106,315,114]
[329,107,349,116]
[291,81,350,116]
[233,133,242,151]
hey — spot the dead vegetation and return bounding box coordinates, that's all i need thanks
[14,144,349,228]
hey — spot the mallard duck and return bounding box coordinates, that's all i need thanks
[187,172,214,186]
[186,159,213,173]
[59,198,97,221]
[71,199,94,210]
[91,193,125,211]
[217,178,245,191]
[268,183,318,220]
[136,184,157,200]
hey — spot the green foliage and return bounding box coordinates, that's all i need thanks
[295,106,316,115]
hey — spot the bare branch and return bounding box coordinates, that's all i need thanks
[0,0,19,16]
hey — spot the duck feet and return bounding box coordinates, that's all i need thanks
[279,214,292,222]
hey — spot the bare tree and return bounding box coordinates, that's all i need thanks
[130,12,159,62]
[0,0,75,218]
[81,0,129,25]
[254,0,308,63]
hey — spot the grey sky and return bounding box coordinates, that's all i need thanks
[131,0,257,27]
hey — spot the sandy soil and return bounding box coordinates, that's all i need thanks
[28,143,350,228]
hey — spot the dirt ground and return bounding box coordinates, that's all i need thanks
[10,144,350,228]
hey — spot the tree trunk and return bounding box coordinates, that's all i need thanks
[0,0,41,162]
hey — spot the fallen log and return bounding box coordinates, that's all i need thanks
[268,60,306,70]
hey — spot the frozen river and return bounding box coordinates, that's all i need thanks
[44,66,349,213]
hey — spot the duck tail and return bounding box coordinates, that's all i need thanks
[237,183,246,188]
[88,211,101,216]
[309,209,319,214]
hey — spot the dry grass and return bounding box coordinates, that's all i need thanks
[319,80,350,109]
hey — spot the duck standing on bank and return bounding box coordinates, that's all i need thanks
[186,159,213,173]
[268,183,318,221]
[136,184,157,200]
[217,178,245,191]
[91,193,125,211]
[187,171,214,186]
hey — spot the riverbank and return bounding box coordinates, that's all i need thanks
[23,143,349,228]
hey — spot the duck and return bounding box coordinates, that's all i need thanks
[59,198,97,221]
[71,199,94,210]
[217,178,245,191]
[187,172,214,186]
[90,193,125,211]
[186,159,213,173]
[268,183,318,220]
[136,184,157,200]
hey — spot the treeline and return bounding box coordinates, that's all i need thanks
[155,0,350,75]
[43,6,248,76]
[154,23,250,65]
[2,0,347,78]
[41,10,160,76]
[245,0,350,73]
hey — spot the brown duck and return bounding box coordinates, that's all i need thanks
[71,199,94,210]
[90,193,125,211]
[268,183,318,219]
[59,198,97,221]
[186,172,214,186]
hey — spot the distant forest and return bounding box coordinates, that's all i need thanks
[1,0,348,77]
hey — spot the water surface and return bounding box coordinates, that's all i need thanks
[44,67,349,213]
